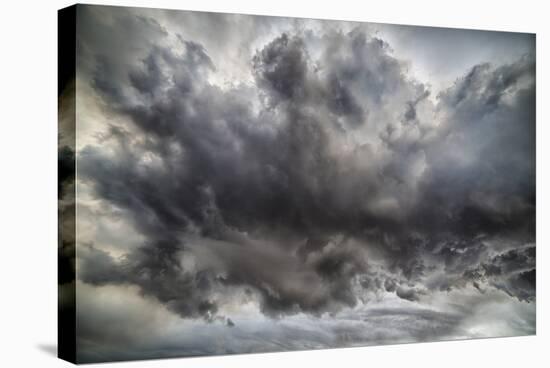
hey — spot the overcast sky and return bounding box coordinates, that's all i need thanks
[61,4,535,363]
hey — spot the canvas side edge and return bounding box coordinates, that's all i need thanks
[58,4,77,364]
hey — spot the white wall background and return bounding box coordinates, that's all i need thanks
[0,0,547,367]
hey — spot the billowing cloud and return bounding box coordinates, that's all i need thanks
[70,4,535,363]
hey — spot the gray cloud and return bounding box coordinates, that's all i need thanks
[72,5,535,362]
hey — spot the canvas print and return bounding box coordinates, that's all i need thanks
[58,4,536,364]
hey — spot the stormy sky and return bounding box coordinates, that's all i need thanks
[67,4,535,363]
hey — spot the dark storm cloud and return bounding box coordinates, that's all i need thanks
[414,55,535,240]
[253,33,310,103]
[79,243,220,319]
[76,7,535,323]
[403,90,430,123]
[458,246,536,302]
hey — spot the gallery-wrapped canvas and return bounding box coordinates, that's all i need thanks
[58,4,536,364]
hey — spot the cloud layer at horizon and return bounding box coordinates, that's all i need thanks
[67,5,535,363]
